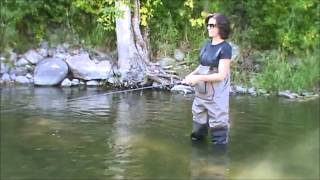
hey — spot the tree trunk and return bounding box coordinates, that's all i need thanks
[115,0,149,83]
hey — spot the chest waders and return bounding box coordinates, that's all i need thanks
[191,65,230,144]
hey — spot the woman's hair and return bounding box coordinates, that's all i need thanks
[205,13,230,39]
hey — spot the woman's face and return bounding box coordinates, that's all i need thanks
[207,18,219,38]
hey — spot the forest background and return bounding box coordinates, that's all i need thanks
[1,0,319,92]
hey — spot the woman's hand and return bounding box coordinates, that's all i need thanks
[183,75,200,86]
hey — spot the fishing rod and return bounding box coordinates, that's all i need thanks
[66,82,188,102]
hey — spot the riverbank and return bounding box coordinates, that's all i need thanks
[1,42,318,101]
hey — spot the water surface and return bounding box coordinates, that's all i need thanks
[1,86,319,179]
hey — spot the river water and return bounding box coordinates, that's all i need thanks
[1,86,319,179]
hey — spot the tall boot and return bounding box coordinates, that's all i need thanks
[190,121,208,141]
[210,127,229,144]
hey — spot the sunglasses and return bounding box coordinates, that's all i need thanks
[207,23,217,29]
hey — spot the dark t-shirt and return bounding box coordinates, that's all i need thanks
[199,40,232,67]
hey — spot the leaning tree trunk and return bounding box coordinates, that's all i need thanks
[115,0,149,83]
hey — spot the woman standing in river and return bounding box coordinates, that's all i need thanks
[183,13,232,145]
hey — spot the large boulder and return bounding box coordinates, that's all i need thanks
[66,53,112,80]
[34,57,69,86]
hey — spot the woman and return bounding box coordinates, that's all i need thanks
[183,13,232,145]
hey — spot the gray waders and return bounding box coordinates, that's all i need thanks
[191,65,230,144]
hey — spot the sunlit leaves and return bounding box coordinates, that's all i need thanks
[140,0,162,26]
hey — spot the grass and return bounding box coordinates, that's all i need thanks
[252,50,319,93]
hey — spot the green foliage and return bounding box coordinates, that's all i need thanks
[0,0,116,52]
[149,13,180,57]
[140,0,162,26]
[220,0,319,55]
[0,0,319,91]
[253,50,319,92]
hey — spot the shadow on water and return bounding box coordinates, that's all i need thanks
[1,86,319,179]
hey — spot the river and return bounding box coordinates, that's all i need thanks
[1,86,319,179]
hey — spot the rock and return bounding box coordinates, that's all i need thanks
[66,54,112,80]
[1,73,11,82]
[34,57,69,86]
[71,79,80,86]
[86,80,99,86]
[108,77,119,84]
[25,73,33,79]
[28,77,34,83]
[0,62,10,74]
[10,74,16,81]
[90,49,113,61]
[301,91,314,97]
[229,86,236,96]
[278,90,298,99]
[48,48,55,57]
[158,57,176,68]
[9,51,18,63]
[248,87,257,96]
[15,76,30,84]
[14,66,29,76]
[23,49,44,65]
[230,42,240,61]
[235,85,247,94]
[61,78,72,87]
[174,49,185,61]
[25,65,34,72]
[53,52,69,60]
[39,40,49,49]
[93,59,100,64]
[257,89,267,94]
[56,44,67,53]
[152,81,161,87]
[38,48,48,57]
[16,58,30,66]
[62,43,70,50]
[171,84,194,94]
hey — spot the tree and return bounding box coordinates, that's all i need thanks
[115,0,150,83]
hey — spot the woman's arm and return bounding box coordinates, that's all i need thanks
[188,65,200,76]
[184,59,231,85]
